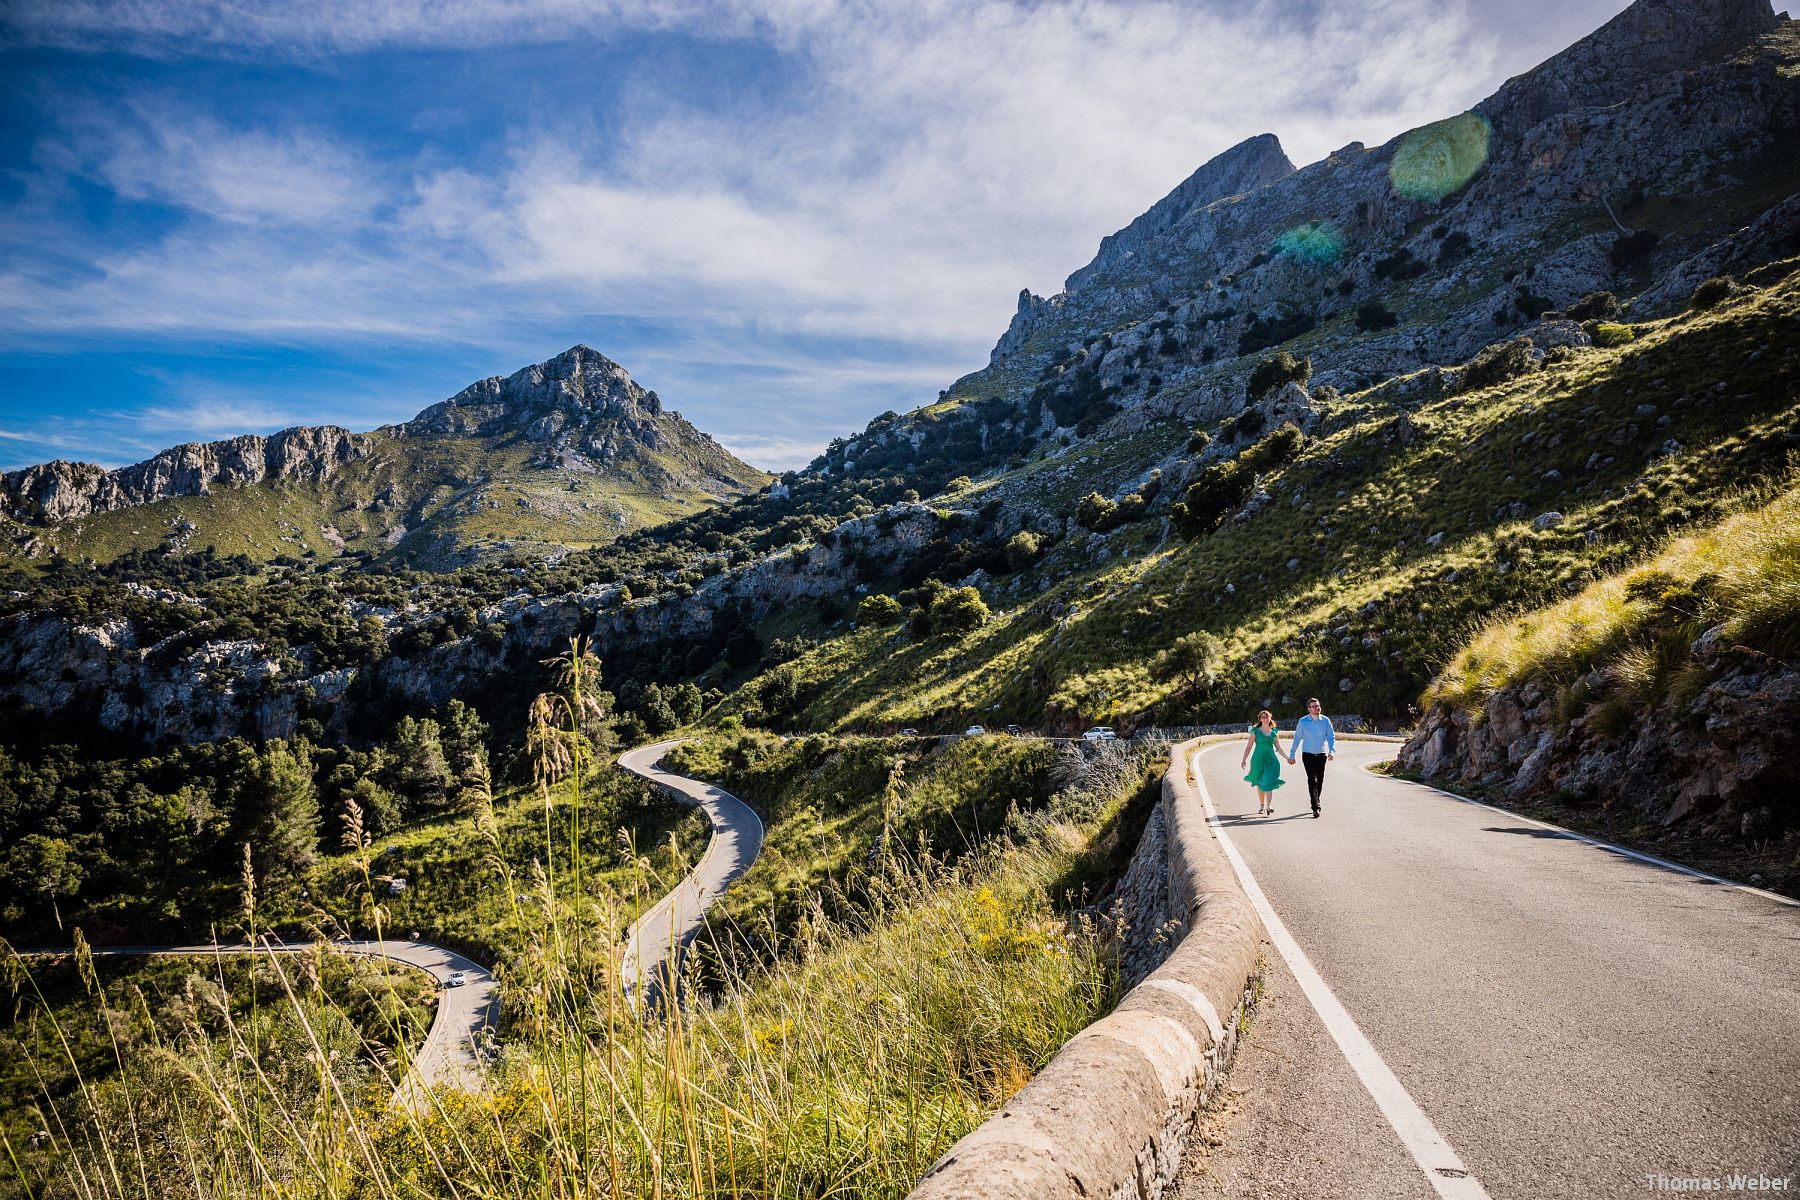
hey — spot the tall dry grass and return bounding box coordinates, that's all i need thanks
[1427,482,1800,711]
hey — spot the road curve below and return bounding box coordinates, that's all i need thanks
[1175,739,1800,1199]
[617,739,765,1010]
[19,938,497,1113]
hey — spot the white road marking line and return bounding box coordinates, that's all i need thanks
[1363,762,1800,909]
[1192,743,1494,1200]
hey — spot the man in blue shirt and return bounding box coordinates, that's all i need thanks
[1287,698,1336,818]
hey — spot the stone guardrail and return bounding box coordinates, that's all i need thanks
[908,735,1265,1200]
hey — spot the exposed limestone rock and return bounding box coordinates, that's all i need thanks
[1,427,374,524]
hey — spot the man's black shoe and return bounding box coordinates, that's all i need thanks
[1312,809,1320,818]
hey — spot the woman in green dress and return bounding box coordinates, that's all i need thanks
[1239,709,1290,816]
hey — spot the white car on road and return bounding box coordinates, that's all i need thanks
[445,971,467,988]
[964,725,987,736]
[1082,727,1118,743]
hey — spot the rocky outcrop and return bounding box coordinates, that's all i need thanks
[1064,132,1297,293]
[0,500,943,742]
[0,426,374,524]
[1399,656,1800,841]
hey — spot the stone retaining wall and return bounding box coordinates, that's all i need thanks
[907,737,1265,1200]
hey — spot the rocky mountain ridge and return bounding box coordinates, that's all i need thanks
[4,0,1798,756]
[1,426,375,525]
[0,345,768,565]
[954,0,1796,444]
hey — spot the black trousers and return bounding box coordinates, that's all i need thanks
[1301,752,1328,810]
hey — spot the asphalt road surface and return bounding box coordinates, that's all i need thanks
[46,938,497,1112]
[1175,738,1800,1199]
[617,739,765,1009]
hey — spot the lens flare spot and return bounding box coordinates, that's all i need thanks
[1388,111,1492,202]
[1271,221,1344,265]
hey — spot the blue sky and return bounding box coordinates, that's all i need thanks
[0,0,1632,473]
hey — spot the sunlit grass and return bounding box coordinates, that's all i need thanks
[1427,482,1800,710]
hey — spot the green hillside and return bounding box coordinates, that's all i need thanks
[719,260,1800,733]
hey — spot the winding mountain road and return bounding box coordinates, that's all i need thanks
[19,741,761,1111]
[617,739,765,1009]
[28,938,498,1112]
[1175,739,1800,1198]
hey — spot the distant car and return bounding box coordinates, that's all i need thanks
[899,728,920,736]
[1004,724,1023,736]
[964,725,987,736]
[446,971,467,988]
[1082,727,1118,743]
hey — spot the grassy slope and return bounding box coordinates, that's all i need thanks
[302,770,711,968]
[1428,482,1800,711]
[742,261,1800,732]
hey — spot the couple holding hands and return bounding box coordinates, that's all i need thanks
[1240,698,1337,818]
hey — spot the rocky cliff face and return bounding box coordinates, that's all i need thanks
[1398,656,1800,846]
[0,426,374,524]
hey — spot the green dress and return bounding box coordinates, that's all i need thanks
[1244,726,1285,792]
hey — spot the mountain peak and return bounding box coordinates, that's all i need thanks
[1064,133,1295,294]
[401,343,662,438]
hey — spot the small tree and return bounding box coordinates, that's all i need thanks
[1005,531,1043,572]
[4,835,83,931]
[1163,632,1224,696]
[246,740,320,885]
[389,715,451,814]
[932,587,990,636]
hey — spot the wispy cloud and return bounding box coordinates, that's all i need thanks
[0,0,1633,470]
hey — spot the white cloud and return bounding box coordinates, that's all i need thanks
[1,0,1636,465]
[56,100,379,226]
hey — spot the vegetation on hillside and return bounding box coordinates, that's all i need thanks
[4,714,1163,1198]
[1427,481,1800,714]
[719,262,1800,732]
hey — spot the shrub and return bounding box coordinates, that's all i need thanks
[1565,291,1619,321]
[945,476,974,493]
[1171,424,1303,539]
[1355,302,1399,332]
[1689,276,1735,311]
[1075,492,1119,531]
[857,593,902,624]
[1159,335,1183,357]
[1609,229,1661,269]
[1186,429,1213,454]
[1248,351,1312,398]
[1004,531,1043,572]
[1373,247,1426,281]
[1230,408,1267,440]
[1589,322,1636,348]
[931,587,991,636]
[1514,288,1554,320]
[1437,231,1473,265]
[1458,338,1536,393]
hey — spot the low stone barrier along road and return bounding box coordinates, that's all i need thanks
[18,938,498,1113]
[1175,739,1800,1199]
[616,739,765,1009]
